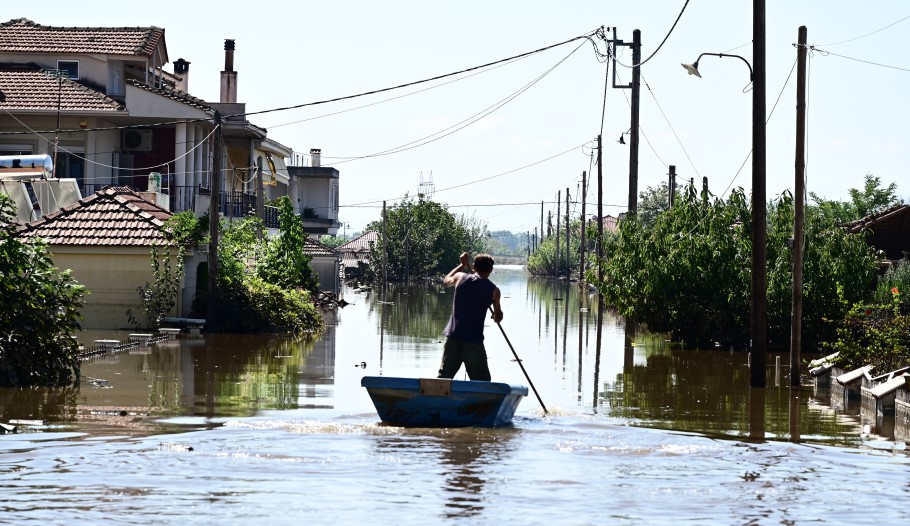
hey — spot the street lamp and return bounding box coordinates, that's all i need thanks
[682,46,767,389]
[681,52,753,81]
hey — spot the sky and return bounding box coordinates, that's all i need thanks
[14,1,910,235]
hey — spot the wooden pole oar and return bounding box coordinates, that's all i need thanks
[491,307,548,414]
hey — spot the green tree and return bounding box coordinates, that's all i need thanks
[810,173,901,224]
[527,219,584,277]
[0,195,86,386]
[319,234,348,249]
[258,196,318,293]
[366,195,485,282]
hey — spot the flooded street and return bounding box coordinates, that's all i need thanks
[1,266,908,525]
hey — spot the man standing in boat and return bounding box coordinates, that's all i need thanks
[437,252,503,381]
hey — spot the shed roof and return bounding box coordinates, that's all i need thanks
[337,230,378,254]
[846,204,910,260]
[17,186,172,246]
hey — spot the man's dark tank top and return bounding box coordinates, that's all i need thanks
[444,274,495,344]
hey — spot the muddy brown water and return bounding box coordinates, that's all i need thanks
[1,265,906,525]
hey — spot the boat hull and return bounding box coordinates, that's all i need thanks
[361,376,528,427]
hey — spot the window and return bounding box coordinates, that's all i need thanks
[57,60,79,80]
[55,149,85,183]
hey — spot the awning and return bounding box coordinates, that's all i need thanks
[256,150,290,186]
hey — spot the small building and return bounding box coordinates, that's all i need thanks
[847,204,910,266]
[303,236,342,294]
[16,186,183,329]
[337,230,378,279]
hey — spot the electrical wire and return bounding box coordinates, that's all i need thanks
[808,46,910,73]
[815,13,910,46]
[639,71,702,180]
[615,0,690,68]
[614,70,668,169]
[326,41,586,165]
[340,141,590,208]
[228,28,604,120]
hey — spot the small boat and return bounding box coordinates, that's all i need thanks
[361,376,528,427]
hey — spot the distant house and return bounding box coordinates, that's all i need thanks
[302,237,342,293]
[16,186,189,329]
[286,149,341,236]
[847,204,910,265]
[337,231,378,279]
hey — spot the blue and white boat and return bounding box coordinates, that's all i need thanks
[361,376,528,427]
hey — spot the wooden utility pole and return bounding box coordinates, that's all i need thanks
[540,202,544,243]
[627,29,641,215]
[702,176,709,205]
[751,0,768,388]
[565,188,570,279]
[668,165,676,208]
[382,201,388,294]
[596,135,604,369]
[580,171,587,285]
[206,111,223,330]
[255,156,264,240]
[791,25,808,387]
[556,190,561,278]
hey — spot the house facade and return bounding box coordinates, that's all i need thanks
[16,187,185,330]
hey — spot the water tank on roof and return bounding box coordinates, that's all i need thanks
[0,154,53,180]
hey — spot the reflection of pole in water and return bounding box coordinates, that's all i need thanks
[593,292,603,410]
[562,282,569,368]
[577,298,584,395]
[749,387,766,442]
[379,295,385,370]
[789,389,801,443]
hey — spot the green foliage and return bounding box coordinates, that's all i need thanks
[810,173,901,224]
[592,185,879,349]
[257,196,318,292]
[215,275,322,334]
[165,211,208,247]
[827,296,910,373]
[766,192,880,348]
[203,200,322,334]
[873,260,910,312]
[0,194,85,387]
[527,220,583,276]
[365,195,485,282]
[127,244,185,330]
[319,234,348,249]
[597,186,751,347]
[482,230,528,258]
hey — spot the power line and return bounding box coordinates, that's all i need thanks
[615,0,690,68]
[809,46,910,73]
[816,13,910,46]
[227,28,605,120]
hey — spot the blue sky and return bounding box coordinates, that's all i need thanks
[15,1,910,234]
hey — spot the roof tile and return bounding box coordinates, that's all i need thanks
[0,63,125,112]
[0,18,163,56]
[16,186,173,246]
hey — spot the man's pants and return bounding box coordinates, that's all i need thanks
[437,337,491,381]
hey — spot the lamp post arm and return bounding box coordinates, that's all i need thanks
[697,52,754,80]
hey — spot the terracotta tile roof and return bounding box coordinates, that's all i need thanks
[126,78,212,112]
[17,186,173,246]
[303,237,338,257]
[337,230,378,253]
[0,18,163,57]
[0,63,125,112]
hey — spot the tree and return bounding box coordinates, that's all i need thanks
[366,195,485,282]
[810,173,901,224]
[258,196,318,293]
[0,195,86,387]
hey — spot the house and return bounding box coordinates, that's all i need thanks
[15,186,189,329]
[0,18,319,226]
[846,204,910,265]
[286,149,341,236]
[337,230,378,279]
[302,237,342,294]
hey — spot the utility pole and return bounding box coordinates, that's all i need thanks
[628,29,641,215]
[791,25,808,387]
[702,176,709,205]
[596,134,604,365]
[580,171,587,285]
[255,156,264,240]
[565,188,570,279]
[556,190,561,278]
[382,201,388,295]
[540,202,544,243]
[206,111,223,330]
[751,0,768,388]
[668,165,676,208]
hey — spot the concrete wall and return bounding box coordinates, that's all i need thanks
[49,246,183,330]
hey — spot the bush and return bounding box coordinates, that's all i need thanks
[0,195,85,386]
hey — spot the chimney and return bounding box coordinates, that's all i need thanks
[220,39,237,103]
[174,58,190,92]
[310,148,321,167]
